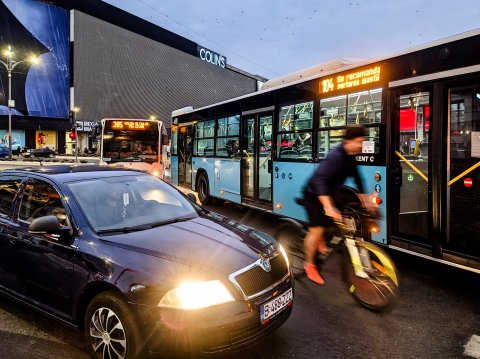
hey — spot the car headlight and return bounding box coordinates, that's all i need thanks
[158,280,234,310]
[279,244,289,267]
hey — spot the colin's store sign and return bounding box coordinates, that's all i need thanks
[197,45,226,68]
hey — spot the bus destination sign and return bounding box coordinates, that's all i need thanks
[107,120,150,130]
[320,66,381,94]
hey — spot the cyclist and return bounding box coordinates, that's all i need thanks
[302,124,372,285]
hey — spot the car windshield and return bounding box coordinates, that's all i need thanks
[67,174,198,232]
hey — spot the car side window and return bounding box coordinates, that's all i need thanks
[0,176,23,216]
[18,179,68,226]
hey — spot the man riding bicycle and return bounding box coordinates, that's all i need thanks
[302,124,373,285]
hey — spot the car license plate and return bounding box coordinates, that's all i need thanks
[260,288,293,322]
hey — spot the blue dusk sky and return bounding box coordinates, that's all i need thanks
[104,0,479,79]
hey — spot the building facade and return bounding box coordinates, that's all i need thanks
[0,0,265,154]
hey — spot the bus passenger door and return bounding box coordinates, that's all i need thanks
[444,82,480,258]
[178,125,193,187]
[391,89,432,248]
[241,113,273,209]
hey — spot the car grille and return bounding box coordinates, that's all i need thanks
[232,254,289,298]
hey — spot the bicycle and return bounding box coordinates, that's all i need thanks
[276,198,399,313]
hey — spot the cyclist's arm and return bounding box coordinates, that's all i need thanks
[318,195,342,222]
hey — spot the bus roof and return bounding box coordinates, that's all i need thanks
[171,27,480,117]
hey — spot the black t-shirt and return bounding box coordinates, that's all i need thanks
[304,144,364,197]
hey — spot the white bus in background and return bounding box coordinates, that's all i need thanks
[100,118,168,177]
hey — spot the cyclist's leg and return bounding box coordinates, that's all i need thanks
[303,226,325,285]
[304,226,327,263]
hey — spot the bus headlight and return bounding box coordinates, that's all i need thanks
[158,280,234,310]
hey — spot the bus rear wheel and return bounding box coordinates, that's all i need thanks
[197,173,210,204]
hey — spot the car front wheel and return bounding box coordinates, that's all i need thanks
[85,291,146,359]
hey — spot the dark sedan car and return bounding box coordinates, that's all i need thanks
[22,146,57,158]
[0,166,293,358]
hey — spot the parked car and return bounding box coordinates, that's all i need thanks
[0,166,293,358]
[22,146,57,158]
[0,146,8,158]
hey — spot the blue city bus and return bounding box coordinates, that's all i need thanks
[171,28,480,273]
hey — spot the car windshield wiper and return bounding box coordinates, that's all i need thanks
[150,216,196,228]
[97,225,151,234]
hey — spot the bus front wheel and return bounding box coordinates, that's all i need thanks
[197,173,211,204]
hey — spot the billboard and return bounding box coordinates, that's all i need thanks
[0,0,69,118]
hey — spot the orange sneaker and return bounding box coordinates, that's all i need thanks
[304,263,325,285]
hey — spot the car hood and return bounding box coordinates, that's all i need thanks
[99,212,276,275]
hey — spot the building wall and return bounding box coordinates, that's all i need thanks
[73,11,258,128]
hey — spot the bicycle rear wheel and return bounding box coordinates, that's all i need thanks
[343,241,399,312]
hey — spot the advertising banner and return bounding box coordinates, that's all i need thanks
[0,0,69,118]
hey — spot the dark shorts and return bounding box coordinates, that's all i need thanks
[303,194,335,228]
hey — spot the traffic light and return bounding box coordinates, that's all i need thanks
[69,131,76,140]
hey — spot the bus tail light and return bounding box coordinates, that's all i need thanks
[370,224,380,233]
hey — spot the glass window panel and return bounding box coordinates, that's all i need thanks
[317,130,344,159]
[277,132,313,160]
[398,92,430,156]
[0,178,21,215]
[364,126,381,154]
[19,179,67,225]
[227,115,240,136]
[216,137,240,158]
[193,138,214,156]
[195,122,204,138]
[195,120,215,138]
[217,118,228,137]
[347,89,382,125]
[171,126,178,155]
[294,101,313,130]
[204,120,215,137]
[320,95,347,127]
[279,105,295,132]
[259,115,273,148]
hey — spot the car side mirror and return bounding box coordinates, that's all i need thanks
[28,215,73,245]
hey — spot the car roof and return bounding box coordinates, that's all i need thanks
[1,165,147,183]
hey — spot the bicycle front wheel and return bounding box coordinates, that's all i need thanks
[343,241,399,312]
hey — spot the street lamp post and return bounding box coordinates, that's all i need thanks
[0,46,38,159]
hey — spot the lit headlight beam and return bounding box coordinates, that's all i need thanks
[158,280,234,310]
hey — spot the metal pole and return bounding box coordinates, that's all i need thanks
[7,61,12,160]
[75,120,78,163]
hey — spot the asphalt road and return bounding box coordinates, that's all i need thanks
[205,201,480,359]
[0,171,479,358]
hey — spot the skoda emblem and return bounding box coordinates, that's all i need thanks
[260,257,271,272]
